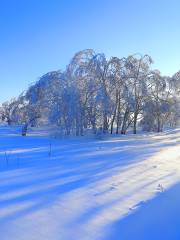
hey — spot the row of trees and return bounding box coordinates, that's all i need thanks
[1,49,180,135]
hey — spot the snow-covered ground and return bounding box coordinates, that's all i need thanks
[0,126,180,240]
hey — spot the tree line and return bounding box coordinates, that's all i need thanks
[0,49,180,136]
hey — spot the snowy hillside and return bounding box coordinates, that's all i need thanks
[0,126,180,240]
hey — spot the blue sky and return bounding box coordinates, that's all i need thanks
[0,0,180,103]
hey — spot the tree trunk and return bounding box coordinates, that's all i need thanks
[116,92,121,134]
[133,112,138,134]
[110,119,114,134]
[110,108,117,134]
[121,108,129,135]
[7,118,12,126]
[103,113,109,133]
[22,123,28,136]
[157,117,161,132]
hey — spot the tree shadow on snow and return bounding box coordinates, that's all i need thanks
[105,182,180,240]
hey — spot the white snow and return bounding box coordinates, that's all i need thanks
[0,126,180,240]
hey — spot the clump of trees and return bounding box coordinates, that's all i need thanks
[0,49,180,136]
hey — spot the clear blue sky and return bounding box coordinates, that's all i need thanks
[0,0,180,103]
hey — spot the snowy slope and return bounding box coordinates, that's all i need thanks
[0,126,180,240]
